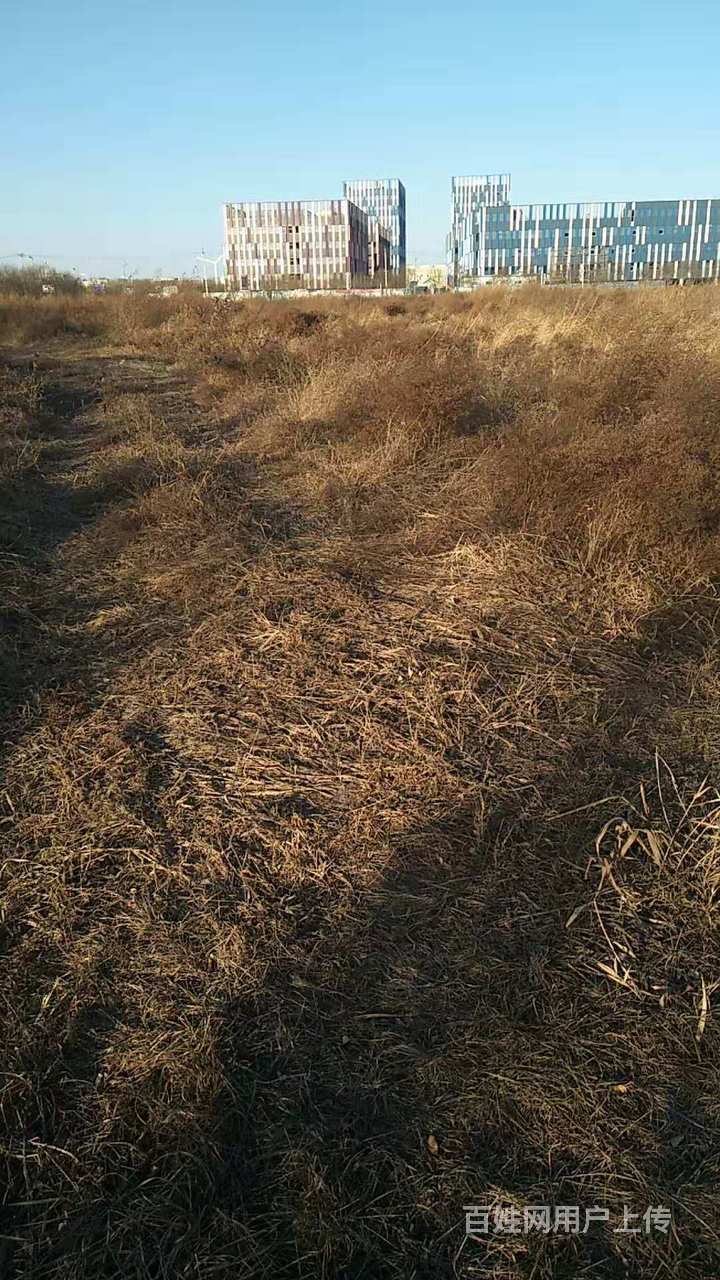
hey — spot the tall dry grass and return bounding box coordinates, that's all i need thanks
[1,284,720,1279]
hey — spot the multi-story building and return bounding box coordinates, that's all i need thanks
[448,174,720,285]
[449,174,510,284]
[343,179,406,284]
[224,198,369,292]
[368,221,392,282]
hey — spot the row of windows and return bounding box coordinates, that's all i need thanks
[479,214,720,231]
[471,217,720,240]
[457,200,717,218]
[460,227,720,248]
[469,232,709,247]
[474,262,720,275]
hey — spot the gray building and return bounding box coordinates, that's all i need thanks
[224,198,369,292]
[449,173,720,285]
[343,179,406,284]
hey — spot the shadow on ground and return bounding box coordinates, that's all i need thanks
[2,569,718,1278]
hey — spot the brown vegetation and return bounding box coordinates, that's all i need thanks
[0,266,84,299]
[1,284,720,1278]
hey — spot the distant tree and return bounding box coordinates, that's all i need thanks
[0,264,82,297]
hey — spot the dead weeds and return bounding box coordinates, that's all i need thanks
[1,285,720,1278]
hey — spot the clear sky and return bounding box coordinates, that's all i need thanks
[3,0,719,279]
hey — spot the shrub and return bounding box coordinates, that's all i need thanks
[0,263,82,297]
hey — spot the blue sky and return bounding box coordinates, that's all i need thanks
[2,0,719,278]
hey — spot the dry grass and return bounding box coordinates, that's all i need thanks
[1,284,720,1278]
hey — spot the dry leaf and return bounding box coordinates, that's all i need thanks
[642,829,664,867]
[565,902,589,929]
[594,818,617,856]
[427,1134,439,1155]
[618,829,639,858]
[696,976,709,1042]
[596,961,635,991]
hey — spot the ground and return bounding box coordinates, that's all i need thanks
[1,289,720,1279]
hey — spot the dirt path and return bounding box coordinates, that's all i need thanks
[1,349,201,736]
[2,348,187,539]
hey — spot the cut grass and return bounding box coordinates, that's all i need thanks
[1,285,720,1279]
